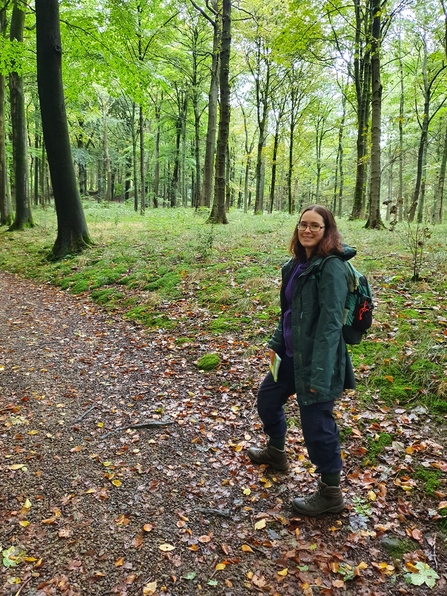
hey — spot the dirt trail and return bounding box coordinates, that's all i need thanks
[0,271,446,596]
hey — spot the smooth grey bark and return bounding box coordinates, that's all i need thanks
[365,0,384,229]
[191,0,220,208]
[9,0,33,230]
[0,4,12,225]
[207,0,230,224]
[351,0,372,220]
[153,99,161,207]
[36,0,92,257]
[432,118,447,223]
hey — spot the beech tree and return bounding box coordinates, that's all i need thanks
[9,0,32,230]
[207,0,231,224]
[0,1,12,225]
[36,0,91,258]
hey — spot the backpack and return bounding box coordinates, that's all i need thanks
[321,257,374,345]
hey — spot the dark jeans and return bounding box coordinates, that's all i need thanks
[257,354,342,474]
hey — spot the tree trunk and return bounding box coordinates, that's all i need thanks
[153,100,161,207]
[139,104,145,214]
[433,118,447,223]
[207,0,230,224]
[351,0,371,220]
[253,61,270,215]
[103,104,112,202]
[338,89,346,217]
[0,7,11,225]
[366,0,384,230]
[408,88,429,221]
[201,1,220,208]
[131,102,138,211]
[398,47,404,222]
[269,120,280,213]
[36,0,92,258]
[9,0,33,230]
[0,4,11,225]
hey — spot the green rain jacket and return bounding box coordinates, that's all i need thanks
[268,244,356,406]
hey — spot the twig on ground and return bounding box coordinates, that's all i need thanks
[100,419,174,439]
[195,507,231,518]
[73,405,97,423]
[15,577,31,595]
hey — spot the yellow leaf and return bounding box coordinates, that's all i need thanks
[28,430,38,435]
[19,521,30,527]
[115,557,124,567]
[235,443,243,452]
[85,488,95,494]
[254,519,266,530]
[159,544,175,552]
[243,487,251,495]
[215,563,226,570]
[103,461,112,467]
[24,557,37,562]
[357,562,368,570]
[384,375,394,383]
[9,464,26,470]
[241,544,254,552]
[112,479,122,487]
[277,568,288,576]
[97,422,104,427]
[367,490,377,501]
[143,581,157,595]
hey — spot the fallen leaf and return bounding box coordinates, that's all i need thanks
[159,544,175,552]
[143,582,157,595]
[198,535,211,543]
[143,524,154,532]
[215,562,226,571]
[111,479,122,487]
[254,519,266,530]
[131,533,143,548]
[277,568,288,576]
[242,544,254,552]
[115,557,125,567]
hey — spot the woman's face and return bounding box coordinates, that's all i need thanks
[298,210,326,257]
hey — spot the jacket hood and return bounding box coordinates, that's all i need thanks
[333,243,356,261]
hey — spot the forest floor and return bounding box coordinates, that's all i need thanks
[0,269,446,596]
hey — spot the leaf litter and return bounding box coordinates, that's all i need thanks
[0,271,446,595]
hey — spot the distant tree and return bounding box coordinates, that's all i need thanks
[9,0,33,230]
[36,0,91,258]
[0,1,12,225]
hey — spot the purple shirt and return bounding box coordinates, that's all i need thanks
[283,260,309,357]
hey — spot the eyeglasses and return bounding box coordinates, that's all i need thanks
[297,222,325,232]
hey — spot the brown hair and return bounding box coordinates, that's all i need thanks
[289,204,343,260]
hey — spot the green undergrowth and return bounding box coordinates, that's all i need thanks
[1,204,447,416]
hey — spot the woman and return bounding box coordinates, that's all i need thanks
[247,205,356,516]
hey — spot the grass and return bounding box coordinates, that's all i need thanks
[1,202,447,415]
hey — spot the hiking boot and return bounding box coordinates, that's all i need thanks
[247,443,289,472]
[292,481,344,516]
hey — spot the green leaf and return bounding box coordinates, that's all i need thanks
[183,572,196,580]
[405,562,439,588]
[2,546,25,568]
[207,579,219,586]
